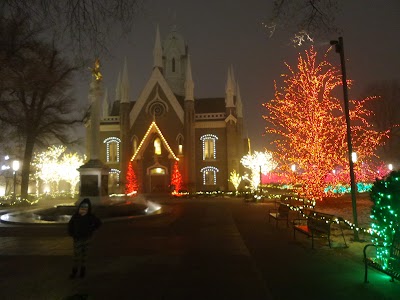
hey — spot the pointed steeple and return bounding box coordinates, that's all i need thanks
[225,67,235,108]
[121,57,130,103]
[153,25,163,69]
[102,88,109,117]
[184,56,194,101]
[230,65,236,96]
[115,71,121,101]
[236,83,243,118]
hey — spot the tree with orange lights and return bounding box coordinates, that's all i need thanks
[170,161,183,193]
[125,162,138,195]
[263,46,388,201]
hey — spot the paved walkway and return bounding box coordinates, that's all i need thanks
[0,197,399,299]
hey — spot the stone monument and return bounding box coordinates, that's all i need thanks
[77,59,110,205]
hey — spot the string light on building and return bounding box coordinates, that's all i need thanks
[110,168,121,182]
[200,134,218,160]
[104,137,121,162]
[200,166,219,185]
[131,122,179,161]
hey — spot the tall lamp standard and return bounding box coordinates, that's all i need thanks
[259,165,262,195]
[12,160,20,202]
[330,37,359,242]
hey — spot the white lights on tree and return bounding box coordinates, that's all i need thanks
[32,146,85,196]
[240,150,277,191]
[229,170,242,193]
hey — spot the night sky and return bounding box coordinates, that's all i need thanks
[74,0,400,152]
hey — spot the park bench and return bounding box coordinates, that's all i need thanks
[293,211,347,249]
[363,230,400,283]
[268,203,290,228]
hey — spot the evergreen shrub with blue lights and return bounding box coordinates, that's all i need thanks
[369,170,400,269]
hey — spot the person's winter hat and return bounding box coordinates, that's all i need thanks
[79,198,91,210]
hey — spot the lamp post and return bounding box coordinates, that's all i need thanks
[12,160,20,202]
[330,37,359,242]
[259,165,262,194]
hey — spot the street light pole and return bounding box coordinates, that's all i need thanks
[330,37,359,241]
[259,165,262,195]
[12,160,20,202]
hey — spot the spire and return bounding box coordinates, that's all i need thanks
[236,83,243,118]
[102,88,109,117]
[153,25,163,69]
[225,67,235,108]
[184,56,194,101]
[115,71,121,101]
[121,57,130,103]
[230,65,236,96]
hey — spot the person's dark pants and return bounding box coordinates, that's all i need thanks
[72,238,90,277]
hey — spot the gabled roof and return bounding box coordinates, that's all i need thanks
[131,121,179,161]
[129,67,184,126]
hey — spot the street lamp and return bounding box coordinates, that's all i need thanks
[12,160,19,202]
[330,37,359,242]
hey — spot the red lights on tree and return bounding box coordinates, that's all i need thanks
[125,161,138,195]
[263,46,388,201]
[170,161,183,194]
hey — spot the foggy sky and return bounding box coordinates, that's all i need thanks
[74,0,400,152]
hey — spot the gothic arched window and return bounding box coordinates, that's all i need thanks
[200,134,218,160]
[104,137,121,163]
[200,166,219,185]
[132,136,138,154]
[177,134,184,155]
[154,137,162,155]
[172,58,176,72]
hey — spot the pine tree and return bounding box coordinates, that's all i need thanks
[170,161,183,193]
[125,162,138,195]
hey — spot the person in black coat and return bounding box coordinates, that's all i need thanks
[68,198,101,278]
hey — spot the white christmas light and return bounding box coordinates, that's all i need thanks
[200,166,219,185]
[104,137,121,162]
[200,134,218,160]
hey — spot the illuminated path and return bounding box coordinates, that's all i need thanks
[0,197,399,299]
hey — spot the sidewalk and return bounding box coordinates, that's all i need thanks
[0,197,399,299]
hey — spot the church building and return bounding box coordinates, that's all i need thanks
[86,26,249,194]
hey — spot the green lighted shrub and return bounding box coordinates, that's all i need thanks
[369,170,400,269]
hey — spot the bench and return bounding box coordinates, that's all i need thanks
[293,211,347,249]
[363,231,400,283]
[268,203,290,228]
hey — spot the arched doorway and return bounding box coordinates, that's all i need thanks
[147,164,168,193]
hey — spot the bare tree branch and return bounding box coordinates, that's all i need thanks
[1,0,143,61]
[266,0,341,43]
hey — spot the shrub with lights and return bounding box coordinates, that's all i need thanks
[369,170,400,269]
[229,170,242,195]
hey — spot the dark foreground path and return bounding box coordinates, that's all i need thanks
[0,197,399,299]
